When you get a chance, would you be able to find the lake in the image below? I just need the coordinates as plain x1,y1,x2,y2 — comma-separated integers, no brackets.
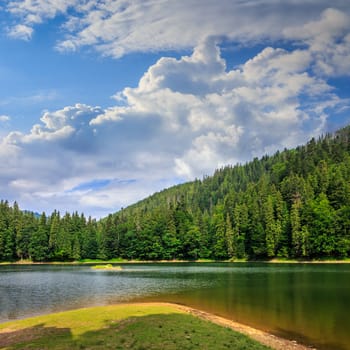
0,262,349,350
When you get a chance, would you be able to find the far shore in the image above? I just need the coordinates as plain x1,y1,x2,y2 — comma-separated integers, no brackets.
1,258,350,265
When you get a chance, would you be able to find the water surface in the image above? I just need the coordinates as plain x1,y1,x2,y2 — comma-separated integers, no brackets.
0,263,349,350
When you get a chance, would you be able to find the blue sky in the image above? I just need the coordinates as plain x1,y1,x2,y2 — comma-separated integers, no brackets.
1,1,350,218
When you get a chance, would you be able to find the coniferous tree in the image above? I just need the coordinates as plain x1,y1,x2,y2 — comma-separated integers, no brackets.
212,205,227,259
48,211,60,260
72,234,81,260
291,197,302,257
264,196,276,258
225,214,234,258
56,213,73,260
99,214,117,259
19,212,37,260
81,217,98,259
162,207,180,259
29,212,49,261
306,194,336,257
233,203,248,259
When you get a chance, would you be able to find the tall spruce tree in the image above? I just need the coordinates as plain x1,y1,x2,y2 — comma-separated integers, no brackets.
29,212,49,261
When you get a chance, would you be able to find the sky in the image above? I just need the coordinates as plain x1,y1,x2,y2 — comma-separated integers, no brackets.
1,1,350,218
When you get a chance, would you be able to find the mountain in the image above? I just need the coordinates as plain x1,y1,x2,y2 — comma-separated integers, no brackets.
22,210,41,219
107,125,350,260
0,125,350,262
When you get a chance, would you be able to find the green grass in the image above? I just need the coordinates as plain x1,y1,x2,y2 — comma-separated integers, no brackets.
91,264,122,270
0,304,272,350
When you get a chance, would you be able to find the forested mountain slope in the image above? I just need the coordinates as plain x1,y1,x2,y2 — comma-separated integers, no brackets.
1,126,350,262
109,125,350,260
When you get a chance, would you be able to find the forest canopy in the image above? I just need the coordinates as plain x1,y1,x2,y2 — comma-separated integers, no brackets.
1,125,350,262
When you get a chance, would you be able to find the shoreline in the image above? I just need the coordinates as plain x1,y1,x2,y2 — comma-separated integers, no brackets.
167,302,316,350
1,258,350,265
165,302,316,350
0,302,316,350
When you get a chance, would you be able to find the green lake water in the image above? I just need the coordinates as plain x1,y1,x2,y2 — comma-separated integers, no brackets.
0,263,349,350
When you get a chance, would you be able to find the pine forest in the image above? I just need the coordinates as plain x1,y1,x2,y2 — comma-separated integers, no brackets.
1,125,350,262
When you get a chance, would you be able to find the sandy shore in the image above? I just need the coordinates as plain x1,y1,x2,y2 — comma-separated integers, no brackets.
147,302,317,350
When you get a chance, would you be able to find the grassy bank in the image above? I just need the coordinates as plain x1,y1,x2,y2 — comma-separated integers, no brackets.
0,303,273,350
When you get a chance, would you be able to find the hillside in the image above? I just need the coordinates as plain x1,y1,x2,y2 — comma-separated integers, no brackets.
108,125,350,260
0,126,350,262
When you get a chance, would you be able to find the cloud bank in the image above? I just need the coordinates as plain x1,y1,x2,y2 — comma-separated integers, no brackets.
2,3,350,216
6,1,350,60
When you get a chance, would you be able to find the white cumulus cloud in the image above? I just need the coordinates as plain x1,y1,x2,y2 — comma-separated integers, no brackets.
6,24,33,40
284,8,350,76
2,4,350,216
0,35,347,216
0,115,10,122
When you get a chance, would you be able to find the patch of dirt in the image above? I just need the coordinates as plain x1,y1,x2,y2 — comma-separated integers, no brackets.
0,325,69,347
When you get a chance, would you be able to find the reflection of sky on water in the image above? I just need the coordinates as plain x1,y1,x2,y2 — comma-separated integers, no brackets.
1,263,350,324
0,264,216,322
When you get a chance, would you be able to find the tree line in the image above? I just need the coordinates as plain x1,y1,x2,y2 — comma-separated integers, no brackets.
1,125,350,262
